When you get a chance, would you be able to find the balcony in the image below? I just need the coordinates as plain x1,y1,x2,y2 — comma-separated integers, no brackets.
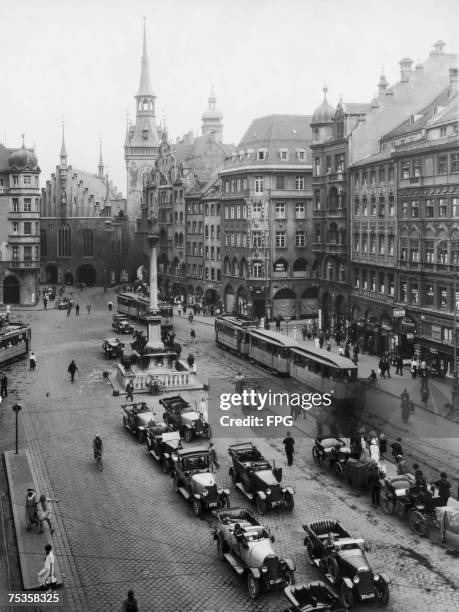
326,208,347,218
324,243,348,255
9,260,40,270
272,271,288,278
325,171,345,183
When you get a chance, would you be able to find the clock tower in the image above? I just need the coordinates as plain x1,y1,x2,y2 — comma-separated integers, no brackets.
124,18,160,270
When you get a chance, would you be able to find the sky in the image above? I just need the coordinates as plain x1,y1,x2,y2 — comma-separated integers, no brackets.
1,0,458,195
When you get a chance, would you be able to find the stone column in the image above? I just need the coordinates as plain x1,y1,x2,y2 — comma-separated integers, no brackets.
146,234,163,351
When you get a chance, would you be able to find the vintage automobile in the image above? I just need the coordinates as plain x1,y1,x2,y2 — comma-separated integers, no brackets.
303,519,390,608
283,582,347,612
146,428,182,474
102,337,124,359
57,296,70,310
228,442,295,514
213,506,296,599
312,437,352,475
171,447,230,516
113,318,134,334
161,395,212,442
380,474,441,536
122,401,165,443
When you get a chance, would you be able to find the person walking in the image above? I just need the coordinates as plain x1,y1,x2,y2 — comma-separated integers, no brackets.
275,316,281,332
38,544,56,590
379,433,387,459
29,351,37,371
384,356,391,378
68,360,78,382
25,487,39,531
378,357,386,378
208,443,219,473
43,297,48,310
282,431,295,466
368,464,381,506
199,397,208,421
434,472,451,507
410,358,418,378
391,438,403,461
190,328,197,343
122,590,139,612
301,325,307,341
125,381,134,402
75,303,80,316
395,355,404,376
177,304,182,316
86,304,91,315
1,373,7,398
66,303,71,317
37,494,58,534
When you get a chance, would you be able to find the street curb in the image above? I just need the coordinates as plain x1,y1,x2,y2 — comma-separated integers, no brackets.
4,450,63,590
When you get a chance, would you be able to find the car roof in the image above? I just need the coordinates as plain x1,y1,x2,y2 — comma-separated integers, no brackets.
176,447,209,457
104,337,120,342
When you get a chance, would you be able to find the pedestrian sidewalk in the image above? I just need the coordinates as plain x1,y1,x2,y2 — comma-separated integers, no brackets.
4,450,63,590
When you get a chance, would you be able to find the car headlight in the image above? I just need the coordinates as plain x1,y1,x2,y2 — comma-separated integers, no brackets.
201,488,209,496
261,565,268,573
266,488,271,495
353,575,360,584
218,488,223,494
374,573,380,581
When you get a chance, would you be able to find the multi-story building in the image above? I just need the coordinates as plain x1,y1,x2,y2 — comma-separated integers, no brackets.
0,138,41,305
349,66,458,374
220,114,314,319
310,88,371,333
40,134,127,287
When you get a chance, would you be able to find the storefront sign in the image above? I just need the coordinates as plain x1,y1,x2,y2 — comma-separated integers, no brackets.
393,308,406,318
431,325,442,341
406,333,415,341
355,289,394,304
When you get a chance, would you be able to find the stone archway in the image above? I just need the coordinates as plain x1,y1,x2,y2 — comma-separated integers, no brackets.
273,287,296,318
3,275,20,304
77,264,96,286
299,286,318,317
45,264,58,284
64,271,74,286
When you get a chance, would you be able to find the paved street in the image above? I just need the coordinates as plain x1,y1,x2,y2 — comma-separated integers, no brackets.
1,288,459,611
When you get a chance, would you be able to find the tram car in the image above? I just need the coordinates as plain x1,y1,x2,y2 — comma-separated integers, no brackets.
247,329,297,376
0,321,31,366
117,292,173,334
215,315,257,356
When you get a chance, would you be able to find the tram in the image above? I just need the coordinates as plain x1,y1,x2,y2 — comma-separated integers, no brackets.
247,329,297,375
214,315,257,356
0,321,31,366
117,292,173,333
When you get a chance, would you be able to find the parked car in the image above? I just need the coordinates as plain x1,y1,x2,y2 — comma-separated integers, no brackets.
161,395,212,442
112,314,131,329
102,337,124,359
114,319,134,334
283,582,347,612
122,401,165,443
213,506,296,599
302,519,390,608
146,428,182,474
312,437,352,475
228,442,295,514
172,447,230,516
57,297,70,310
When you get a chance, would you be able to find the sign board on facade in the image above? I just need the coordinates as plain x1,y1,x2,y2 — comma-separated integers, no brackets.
431,325,442,341
393,308,406,318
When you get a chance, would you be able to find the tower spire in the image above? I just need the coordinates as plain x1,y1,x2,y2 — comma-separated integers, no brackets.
60,117,67,168
98,134,104,178
136,17,154,97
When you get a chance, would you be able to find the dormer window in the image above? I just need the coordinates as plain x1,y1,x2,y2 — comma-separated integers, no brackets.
142,129,149,139
296,148,306,161
247,149,254,160
257,149,268,161
279,149,288,161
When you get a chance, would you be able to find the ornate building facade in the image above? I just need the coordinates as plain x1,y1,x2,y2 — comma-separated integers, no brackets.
0,139,41,305
40,134,127,287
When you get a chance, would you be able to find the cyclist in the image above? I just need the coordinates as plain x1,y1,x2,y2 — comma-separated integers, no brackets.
368,369,377,385
93,435,103,461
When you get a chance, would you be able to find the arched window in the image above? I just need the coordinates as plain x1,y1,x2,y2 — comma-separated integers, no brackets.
327,261,334,280
40,230,47,257
143,99,148,111
83,229,93,257
57,224,71,257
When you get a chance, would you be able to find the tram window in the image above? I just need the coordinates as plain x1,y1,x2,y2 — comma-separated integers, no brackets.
280,348,289,358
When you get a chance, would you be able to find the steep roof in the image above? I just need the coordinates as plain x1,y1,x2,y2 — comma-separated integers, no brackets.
72,168,122,201
0,144,14,172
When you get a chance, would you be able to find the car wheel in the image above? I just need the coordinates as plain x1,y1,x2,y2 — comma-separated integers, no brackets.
379,583,390,606
305,540,315,565
340,582,354,608
326,556,339,582
184,429,193,443
205,425,212,439
162,457,169,474
334,462,343,476
247,573,260,600
192,498,202,517
123,416,128,429
173,476,180,493
312,446,323,466
380,492,395,515
136,430,145,444
284,492,294,512
408,510,429,537
229,468,238,484
255,496,266,515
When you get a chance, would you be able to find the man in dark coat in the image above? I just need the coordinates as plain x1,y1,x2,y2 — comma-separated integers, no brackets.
434,472,451,507
395,355,404,376
0,373,7,398
282,431,295,466
68,360,78,382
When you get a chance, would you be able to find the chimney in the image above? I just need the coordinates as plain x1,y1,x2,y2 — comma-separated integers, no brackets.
449,67,458,95
378,73,388,94
431,40,446,55
399,57,414,82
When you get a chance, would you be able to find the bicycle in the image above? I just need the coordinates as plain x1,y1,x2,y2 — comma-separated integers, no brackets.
94,450,103,472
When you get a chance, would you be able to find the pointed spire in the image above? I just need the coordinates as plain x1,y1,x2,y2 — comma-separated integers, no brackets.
60,118,67,168
209,84,216,110
136,17,154,97
98,134,104,178
21,133,25,148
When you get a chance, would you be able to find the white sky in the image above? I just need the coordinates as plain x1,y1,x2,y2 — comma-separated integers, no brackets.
1,0,458,195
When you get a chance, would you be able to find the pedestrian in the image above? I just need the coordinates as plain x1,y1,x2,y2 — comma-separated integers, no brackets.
37,494,58,534
125,381,134,402
368,464,381,506
122,590,139,612
75,303,80,316
275,316,281,332
199,397,208,421
326,342,331,351
43,297,48,310
395,355,404,376
29,351,37,371
38,544,56,591
177,304,182,316
391,438,403,461
319,335,324,349
1,373,7,398
338,345,344,357
434,472,451,507
378,433,387,458
6,304,11,321
86,304,91,315
378,357,385,378
108,300,113,311
384,356,391,378
208,443,219,472
25,487,39,531
301,325,307,341
188,312,194,323
369,437,380,463
282,431,295,466
396,455,408,475
66,304,71,317
190,328,197,343
410,358,418,378
68,360,78,382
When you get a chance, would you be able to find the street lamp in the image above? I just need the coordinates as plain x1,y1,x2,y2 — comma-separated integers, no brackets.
12,403,22,454
452,232,459,409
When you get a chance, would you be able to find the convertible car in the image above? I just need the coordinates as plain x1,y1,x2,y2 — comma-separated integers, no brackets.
161,395,211,442
283,582,347,612
122,402,165,443
146,428,181,474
